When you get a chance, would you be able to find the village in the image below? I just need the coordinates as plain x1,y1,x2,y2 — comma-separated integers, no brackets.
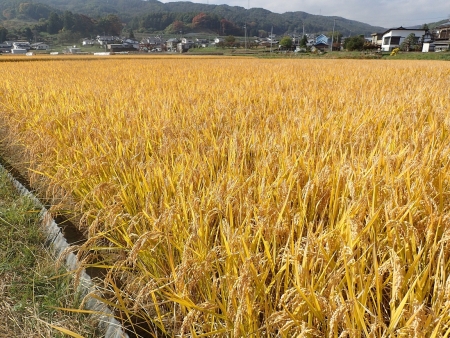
0,20,449,55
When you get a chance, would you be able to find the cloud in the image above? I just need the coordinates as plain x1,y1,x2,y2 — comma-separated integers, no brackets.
162,0,450,28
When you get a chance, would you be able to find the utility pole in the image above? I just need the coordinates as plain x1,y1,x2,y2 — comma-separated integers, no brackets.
270,26,273,53
244,23,247,50
330,19,336,52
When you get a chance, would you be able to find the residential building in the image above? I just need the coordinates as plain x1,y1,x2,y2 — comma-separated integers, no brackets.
434,21,450,51
82,39,96,46
381,27,426,52
371,33,383,47
97,36,118,46
165,38,180,52
30,42,49,50
313,34,329,51
13,41,31,50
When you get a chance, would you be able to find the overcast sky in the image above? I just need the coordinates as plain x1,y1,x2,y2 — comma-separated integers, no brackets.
161,0,450,28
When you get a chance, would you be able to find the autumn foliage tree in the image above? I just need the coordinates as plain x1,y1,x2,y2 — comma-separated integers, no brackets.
220,19,242,36
192,12,219,31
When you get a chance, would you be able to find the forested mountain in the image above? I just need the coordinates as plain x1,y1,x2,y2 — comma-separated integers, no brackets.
1,0,387,38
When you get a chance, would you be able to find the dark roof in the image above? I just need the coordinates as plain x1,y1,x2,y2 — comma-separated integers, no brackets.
381,26,425,35
436,21,450,29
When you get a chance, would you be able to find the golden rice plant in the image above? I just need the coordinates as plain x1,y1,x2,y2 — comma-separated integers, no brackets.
1,56,450,337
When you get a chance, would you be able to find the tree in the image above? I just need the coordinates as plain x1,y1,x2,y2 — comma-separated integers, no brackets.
400,33,419,52
328,31,343,43
47,12,62,35
220,19,241,36
192,12,219,31
63,11,75,31
258,30,268,38
23,27,33,41
0,26,8,42
129,29,135,39
279,36,292,50
97,14,123,36
300,35,308,47
224,35,235,47
343,35,365,51
57,30,82,45
164,21,182,34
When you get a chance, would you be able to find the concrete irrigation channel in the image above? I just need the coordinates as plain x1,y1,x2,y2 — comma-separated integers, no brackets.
0,159,130,338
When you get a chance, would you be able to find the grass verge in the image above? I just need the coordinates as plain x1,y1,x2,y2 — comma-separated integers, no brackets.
0,167,101,338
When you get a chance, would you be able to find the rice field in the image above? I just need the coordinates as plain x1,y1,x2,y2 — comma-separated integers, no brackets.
1,56,450,337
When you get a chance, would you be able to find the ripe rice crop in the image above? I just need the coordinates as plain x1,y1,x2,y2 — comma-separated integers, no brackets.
1,56,450,337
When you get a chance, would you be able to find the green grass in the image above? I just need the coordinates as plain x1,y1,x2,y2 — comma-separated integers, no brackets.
382,50,450,60
0,168,101,338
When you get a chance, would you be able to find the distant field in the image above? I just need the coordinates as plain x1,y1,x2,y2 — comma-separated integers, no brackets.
1,57,450,337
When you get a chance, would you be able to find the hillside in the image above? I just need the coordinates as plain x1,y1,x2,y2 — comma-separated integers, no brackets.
0,0,387,37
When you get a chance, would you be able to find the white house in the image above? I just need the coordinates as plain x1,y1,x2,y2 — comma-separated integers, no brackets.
13,41,31,50
97,36,117,46
30,42,49,50
165,38,180,51
82,39,96,46
381,27,426,52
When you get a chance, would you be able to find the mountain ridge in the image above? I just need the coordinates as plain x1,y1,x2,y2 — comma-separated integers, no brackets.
0,0,388,36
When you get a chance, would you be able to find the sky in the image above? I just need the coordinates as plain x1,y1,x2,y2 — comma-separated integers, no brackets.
160,0,450,28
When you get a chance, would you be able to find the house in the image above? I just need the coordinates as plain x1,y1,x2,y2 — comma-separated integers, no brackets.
312,43,328,52
165,38,180,52
214,37,224,44
82,39,96,46
0,42,12,53
371,33,383,47
195,38,209,47
433,21,450,51
68,46,81,54
97,36,118,46
177,38,195,53
30,42,49,50
177,42,189,53
140,37,164,52
123,38,140,50
380,27,426,52
315,34,329,45
13,41,31,50
313,34,329,51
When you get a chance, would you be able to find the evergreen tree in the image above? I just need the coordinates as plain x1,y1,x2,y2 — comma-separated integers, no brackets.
47,12,62,34
300,34,308,47
0,26,8,42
